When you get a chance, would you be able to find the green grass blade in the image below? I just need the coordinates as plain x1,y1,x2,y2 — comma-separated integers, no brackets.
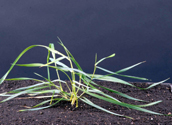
85,92,163,115
144,78,170,90
0,92,11,97
80,97,133,119
33,73,61,89
40,57,66,68
90,74,169,90
74,83,121,102
73,80,90,90
32,99,51,108
4,77,38,81
36,45,68,60
49,43,55,58
90,74,135,87
88,89,121,102
29,89,60,95
1,86,48,103
7,79,62,93
0,45,38,84
6,83,46,93
49,58,69,68
84,82,160,106
82,77,147,102
15,63,44,67
115,61,146,74
47,44,51,81
97,85,146,102
138,100,162,107
0,44,69,85
19,98,64,111
58,67,90,78
40,65,73,84
96,66,148,80
116,74,149,80
58,37,83,71
95,53,115,66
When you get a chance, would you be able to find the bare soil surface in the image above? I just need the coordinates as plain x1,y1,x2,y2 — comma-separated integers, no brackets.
0,80,172,125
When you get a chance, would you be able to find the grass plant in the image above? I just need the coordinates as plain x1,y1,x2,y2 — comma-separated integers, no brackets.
0,38,171,119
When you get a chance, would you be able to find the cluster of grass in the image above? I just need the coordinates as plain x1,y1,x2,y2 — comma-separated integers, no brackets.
0,38,171,119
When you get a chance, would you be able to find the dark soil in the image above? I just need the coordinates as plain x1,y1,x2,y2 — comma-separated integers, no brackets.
0,80,172,125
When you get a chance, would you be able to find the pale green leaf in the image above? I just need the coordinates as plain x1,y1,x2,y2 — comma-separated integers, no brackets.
95,53,115,66
96,66,148,80
115,61,146,74
80,97,133,119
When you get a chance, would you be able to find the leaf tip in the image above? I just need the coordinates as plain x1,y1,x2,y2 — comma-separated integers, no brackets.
18,110,24,112
109,53,115,58
142,61,146,63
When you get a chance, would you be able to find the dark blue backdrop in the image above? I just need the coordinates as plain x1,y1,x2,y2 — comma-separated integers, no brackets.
0,0,172,83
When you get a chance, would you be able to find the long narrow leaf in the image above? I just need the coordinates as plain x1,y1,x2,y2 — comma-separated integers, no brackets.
144,78,170,90
49,58,69,68
58,37,83,71
47,43,51,81
7,79,62,93
95,53,115,66
15,63,44,67
80,97,133,119
82,77,147,102
97,66,148,80
28,89,60,95
90,74,135,87
0,45,38,84
58,67,90,78
115,61,146,74
0,44,69,85
19,98,64,111
97,85,146,102
40,57,66,68
74,83,121,102
1,86,48,102
33,99,51,108
4,77,39,81
85,92,163,115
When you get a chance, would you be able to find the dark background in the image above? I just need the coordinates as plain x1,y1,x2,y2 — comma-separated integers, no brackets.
0,0,172,83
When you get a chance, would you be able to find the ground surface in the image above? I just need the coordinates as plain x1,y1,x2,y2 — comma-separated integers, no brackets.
0,80,172,125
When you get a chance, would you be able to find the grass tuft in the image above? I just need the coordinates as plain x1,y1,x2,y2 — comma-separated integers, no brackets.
0,38,171,119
